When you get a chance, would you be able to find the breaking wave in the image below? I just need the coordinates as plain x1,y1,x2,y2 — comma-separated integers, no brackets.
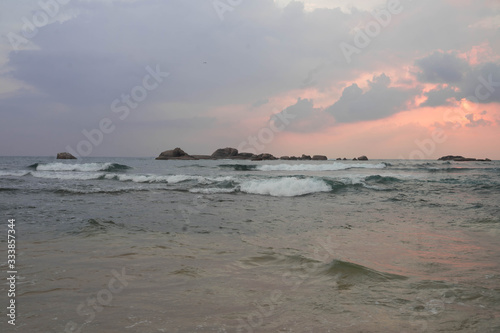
239,177,331,196
28,162,131,172
220,162,388,172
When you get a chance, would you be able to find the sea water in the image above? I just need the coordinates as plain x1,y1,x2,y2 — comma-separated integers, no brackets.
0,156,499,332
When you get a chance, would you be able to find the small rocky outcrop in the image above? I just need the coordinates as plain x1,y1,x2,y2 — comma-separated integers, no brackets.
156,147,196,160
438,155,464,161
57,152,77,159
252,153,277,161
438,155,491,162
211,147,239,159
280,156,290,160
234,152,256,160
312,155,327,160
357,155,368,161
301,154,312,160
191,155,213,160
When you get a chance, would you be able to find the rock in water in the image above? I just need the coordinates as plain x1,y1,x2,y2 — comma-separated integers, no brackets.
252,153,276,160
156,147,196,160
438,155,464,161
57,152,77,159
357,155,368,161
211,147,239,159
312,155,328,160
437,155,491,162
234,152,256,159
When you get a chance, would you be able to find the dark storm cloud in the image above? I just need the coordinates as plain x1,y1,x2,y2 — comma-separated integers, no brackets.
415,51,469,84
325,74,415,123
271,97,333,133
459,62,500,104
415,51,500,106
419,86,457,107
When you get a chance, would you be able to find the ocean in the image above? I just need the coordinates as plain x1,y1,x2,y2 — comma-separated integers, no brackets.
1,156,499,332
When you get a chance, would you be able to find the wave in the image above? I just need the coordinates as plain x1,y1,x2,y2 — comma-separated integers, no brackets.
28,162,131,172
31,171,106,180
27,171,234,185
257,162,387,172
218,162,387,172
219,164,258,171
364,175,402,184
238,253,407,289
239,252,321,268
104,174,234,184
0,187,18,192
52,187,150,195
189,188,237,194
239,177,331,196
72,218,147,237
425,167,475,173
0,170,30,177
5,167,404,196
319,259,408,289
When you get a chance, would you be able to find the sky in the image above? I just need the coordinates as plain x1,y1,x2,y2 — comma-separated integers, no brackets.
0,0,499,159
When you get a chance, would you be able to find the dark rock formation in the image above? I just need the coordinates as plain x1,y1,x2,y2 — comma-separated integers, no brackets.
357,155,368,161
336,158,341,160
438,155,464,161
155,147,349,162
312,155,328,160
211,147,239,159
234,152,256,160
438,155,491,162
353,158,358,161
57,152,77,159
252,153,277,161
191,155,213,160
156,147,196,160
343,158,347,160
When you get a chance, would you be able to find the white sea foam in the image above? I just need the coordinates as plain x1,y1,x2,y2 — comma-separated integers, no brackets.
35,162,115,172
189,188,236,194
256,162,387,172
0,170,30,177
31,171,105,180
239,177,331,196
105,174,234,184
